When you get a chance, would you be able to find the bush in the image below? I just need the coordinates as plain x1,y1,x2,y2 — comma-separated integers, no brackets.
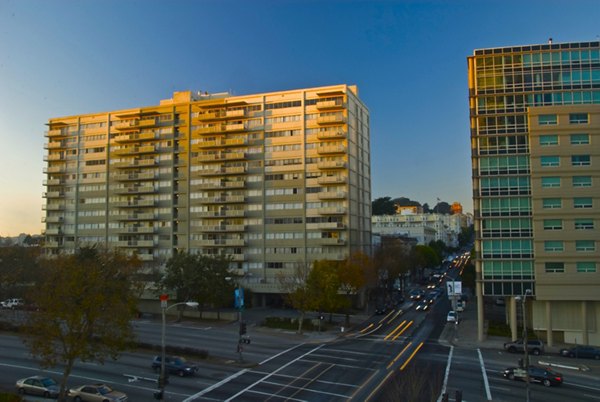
263,316,327,331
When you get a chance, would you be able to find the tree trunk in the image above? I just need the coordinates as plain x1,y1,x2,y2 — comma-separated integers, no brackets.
58,358,75,402
297,310,304,334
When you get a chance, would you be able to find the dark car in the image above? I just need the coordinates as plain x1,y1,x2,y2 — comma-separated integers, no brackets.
502,366,563,387
503,339,544,355
415,301,429,311
151,356,198,377
409,289,425,301
15,375,59,398
560,345,600,360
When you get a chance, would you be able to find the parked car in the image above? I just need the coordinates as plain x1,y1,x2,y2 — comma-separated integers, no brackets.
559,345,600,360
151,355,198,377
502,365,563,387
1,298,24,309
447,311,458,323
15,375,59,398
68,383,127,402
503,339,544,355
456,300,466,312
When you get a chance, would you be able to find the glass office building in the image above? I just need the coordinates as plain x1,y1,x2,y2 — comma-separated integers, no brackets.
468,41,600,345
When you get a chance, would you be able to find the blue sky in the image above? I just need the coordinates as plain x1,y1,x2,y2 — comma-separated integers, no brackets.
1,0,599,236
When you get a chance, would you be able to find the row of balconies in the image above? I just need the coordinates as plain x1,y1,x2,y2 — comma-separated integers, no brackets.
193,224,246,232
112,145,157,156
113,185,156,195
114,212,156,221
191,180,246,190
317,160,346,170
43,191,64,198
192,138,247,149
194,166,247,176
196,239,246,247
112,159,157,169
192,151,247,163
113,118,158,131
194,109,246,121
113,172,157,181
196,195,246,204
195,122,248,135
114,132,160,143
190,209,245,218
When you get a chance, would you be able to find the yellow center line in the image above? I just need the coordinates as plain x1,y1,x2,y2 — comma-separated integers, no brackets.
400,341,425,371
386,309,403,324
359,323,374,333
392,320,413,341
384,320,407,341
378,309,395,325
386,341,412,370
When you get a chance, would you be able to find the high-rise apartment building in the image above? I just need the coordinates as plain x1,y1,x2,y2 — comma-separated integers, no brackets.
469,41,600,345
43,85,371,302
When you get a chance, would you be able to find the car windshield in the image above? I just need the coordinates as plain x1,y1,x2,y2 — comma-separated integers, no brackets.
98,385,113,395
41,378,57,387
174,357,187,363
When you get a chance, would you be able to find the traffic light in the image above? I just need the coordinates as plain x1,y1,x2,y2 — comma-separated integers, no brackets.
239,322,247,335
441,393,449,402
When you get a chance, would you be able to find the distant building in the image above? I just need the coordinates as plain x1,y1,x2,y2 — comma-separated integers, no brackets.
450,202,463,215
469,41,600,346
371,212,467,247
395,205,422,215
42,84,371,304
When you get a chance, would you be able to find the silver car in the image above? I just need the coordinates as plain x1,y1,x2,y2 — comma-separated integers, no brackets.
15,375,60,398
68,384,127,402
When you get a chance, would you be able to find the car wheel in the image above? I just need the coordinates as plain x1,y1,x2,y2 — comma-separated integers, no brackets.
508,346,516,353
74,397,82,402
43,391,50,398
543,379,551,387
532,348,540,356
17,388,25,395
569,353,575,358
594,354,600,360
508,373,515,380
178,370,185,377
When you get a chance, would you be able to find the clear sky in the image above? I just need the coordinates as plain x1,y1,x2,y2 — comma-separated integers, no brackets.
1,0,599,236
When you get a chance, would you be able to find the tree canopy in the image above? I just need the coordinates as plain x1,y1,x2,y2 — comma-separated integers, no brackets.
23,247,142,401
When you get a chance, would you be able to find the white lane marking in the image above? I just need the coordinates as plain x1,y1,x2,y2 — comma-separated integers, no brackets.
478,348,493,401
259,343,305,365
302,358,377,370
260,379,352,399
437,345,453,402
224,344,325,402
250,370,359,388
182,369,249,401
584,394,600,400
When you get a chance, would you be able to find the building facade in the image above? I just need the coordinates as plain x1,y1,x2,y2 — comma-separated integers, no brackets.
43,85,371,300
468,41,600,345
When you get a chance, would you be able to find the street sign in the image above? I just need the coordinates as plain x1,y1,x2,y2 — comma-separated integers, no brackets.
160,294,168,309
234,287,244,309
447,281,462,296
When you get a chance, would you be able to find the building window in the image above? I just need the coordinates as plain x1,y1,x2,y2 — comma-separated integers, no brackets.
544,241,564,252
575,240,595,251
538,114,558,125
541,156,560,167
545,262,564,273
542,198,562,209
570,134,590,145
539,135,558,146
576,262,596,273
574,197,593,209
569,113,589,124
543,219,562,230
541,177,561,188
571,155,591,166
574,219,594,230
573,176,592,187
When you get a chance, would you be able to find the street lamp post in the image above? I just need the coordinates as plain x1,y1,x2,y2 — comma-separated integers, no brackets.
516,289,532,402
156,297,199,400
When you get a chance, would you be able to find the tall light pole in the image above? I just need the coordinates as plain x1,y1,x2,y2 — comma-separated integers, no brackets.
156,296,198,400
516,289,532,402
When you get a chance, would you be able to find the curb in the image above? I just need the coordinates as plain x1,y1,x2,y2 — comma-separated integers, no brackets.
538,360,590,372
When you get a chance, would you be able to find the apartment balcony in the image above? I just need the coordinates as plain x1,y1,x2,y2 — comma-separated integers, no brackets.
197,239,245,247
112,159,156,169
139,118,158,128
195,111,228,121
43,204,65,211
45,141,67,149
317,130,346,140
318,207,347,215
114,132,158,143
306,222,347,230
44,241,61,248
224,123,246,132
43,153,63,162
44,165,66,174
229,253,246,262
113,185,155,195
318,176,347,185
197,195,245,204
117,240,155,247
43,191,63,198
316,114,346,125
117,212,156,221
192,210,245,218
46,128,68,138
42,216,63,223
44,228,62,235
196,224,246,232
113,199,155,208
317,145,347,155
120,226,156,234
318,191,347,200
44,178,63,186
196,125,225,135
313,238,346,246
315,100,344,110
317,160,346,170
193,138,247,149
192,180,246,190
113,171,157,181
112,145,156,156
195,166,247,176
112,120,141,131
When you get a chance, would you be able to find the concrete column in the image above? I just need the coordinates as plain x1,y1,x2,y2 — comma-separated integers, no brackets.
510,296,518,341
476,260,485,342
582,301,589,345
546,301,553,347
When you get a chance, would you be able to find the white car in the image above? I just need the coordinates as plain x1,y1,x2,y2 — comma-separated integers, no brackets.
1,298,24,309
447,311,458,323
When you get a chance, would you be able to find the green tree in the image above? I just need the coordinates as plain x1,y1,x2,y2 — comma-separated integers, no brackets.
338,251,370,325
309,260,346,324
0,245,42,299
277,261,313,334
22,247,142,401
412,245,440,281
372,197,396,215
